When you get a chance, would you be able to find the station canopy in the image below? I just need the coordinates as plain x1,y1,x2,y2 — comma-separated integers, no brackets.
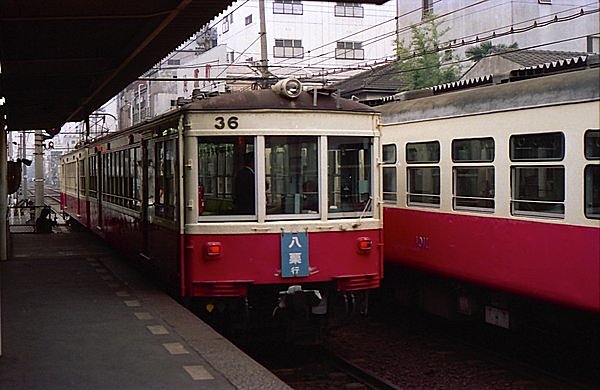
0,0,387,132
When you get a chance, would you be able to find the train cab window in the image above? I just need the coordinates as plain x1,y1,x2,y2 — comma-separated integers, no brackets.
510,133,565,218
265,136,319,218
198,136,255,219
406,141,440,207
584,130,600,219
328,137,373,217
452,138,495,211
382,144,397,203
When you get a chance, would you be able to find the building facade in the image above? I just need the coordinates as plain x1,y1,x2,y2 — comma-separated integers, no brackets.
396,0,599,58
116,0,399,127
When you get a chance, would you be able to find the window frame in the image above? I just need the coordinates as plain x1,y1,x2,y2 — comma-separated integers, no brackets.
382,144,397,204
273,39,304,59
335,41,364,60
406,141,440,207
334,2,364,18
273,0,303,15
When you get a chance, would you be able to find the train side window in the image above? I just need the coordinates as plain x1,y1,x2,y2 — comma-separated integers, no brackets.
585,165,600,219
383,144,396,164
584,129,600,160
452,138,494,211
266,136,319,218
382,144,397,203
198,136,255,220
584,130,600,219
406,141,440,207
406,141,439,163
452,137,494,162
88,155,97,199
78,159,86,197
155,139,177,220
510,132,564,161
510,132,565,218
511,166,564,217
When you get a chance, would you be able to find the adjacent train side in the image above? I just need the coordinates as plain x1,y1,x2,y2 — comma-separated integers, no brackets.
60,83,384,331
379,68,599,328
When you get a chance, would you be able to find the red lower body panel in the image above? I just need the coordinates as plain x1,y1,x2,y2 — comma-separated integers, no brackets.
384,207,600,312
184,229,383,297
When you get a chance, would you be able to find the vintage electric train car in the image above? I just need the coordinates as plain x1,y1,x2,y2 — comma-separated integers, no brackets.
60,80,383,332
377,64,599,329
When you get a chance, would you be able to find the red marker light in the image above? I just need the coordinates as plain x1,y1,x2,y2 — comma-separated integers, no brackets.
205,242,222,258
357,237,372,253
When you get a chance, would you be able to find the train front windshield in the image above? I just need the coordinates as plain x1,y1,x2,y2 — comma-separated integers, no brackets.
197,135,373,221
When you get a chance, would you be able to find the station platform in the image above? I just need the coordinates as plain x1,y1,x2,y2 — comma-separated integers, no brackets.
0,230,291,389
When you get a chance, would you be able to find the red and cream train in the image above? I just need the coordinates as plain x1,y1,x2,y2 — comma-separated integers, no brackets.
377,63,599,328
60,80,383,331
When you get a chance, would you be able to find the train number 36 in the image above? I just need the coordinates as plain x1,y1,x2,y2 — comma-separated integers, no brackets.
214,116,239,129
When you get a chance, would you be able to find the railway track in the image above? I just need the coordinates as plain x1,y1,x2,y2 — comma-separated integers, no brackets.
325,303,599,389
238,341,398,389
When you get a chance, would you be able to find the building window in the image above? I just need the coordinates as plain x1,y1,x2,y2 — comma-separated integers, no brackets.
452,137,495,211
274,0,303,15
222,18,229,34
335,2,364,18
406,141,440,206
335,41,364,60
245,14,252,25
274,39,304,58
510,132,565,218
422,0,433,17
382,144,397,203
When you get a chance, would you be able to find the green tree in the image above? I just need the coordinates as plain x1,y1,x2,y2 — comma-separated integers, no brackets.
395,14,460,90
465,41,519,62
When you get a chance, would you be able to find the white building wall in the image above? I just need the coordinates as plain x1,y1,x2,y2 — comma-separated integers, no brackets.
396,0,599,57
212,0,398,82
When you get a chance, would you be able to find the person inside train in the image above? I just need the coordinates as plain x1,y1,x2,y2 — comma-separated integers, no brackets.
302,180,318,212
233,152,255,214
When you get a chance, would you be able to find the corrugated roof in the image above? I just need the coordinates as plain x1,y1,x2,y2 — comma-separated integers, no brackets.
498,49,588,67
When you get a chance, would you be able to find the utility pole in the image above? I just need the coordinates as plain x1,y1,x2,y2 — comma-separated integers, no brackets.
21,132,27,200
1,127,7,262
0,123,5,357
34,130,44,218
258,0,269,87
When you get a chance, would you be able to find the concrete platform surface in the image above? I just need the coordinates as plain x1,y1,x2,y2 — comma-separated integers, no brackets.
0,231,291,389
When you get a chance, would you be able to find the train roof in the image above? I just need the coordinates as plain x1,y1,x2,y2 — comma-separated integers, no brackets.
378,67,600,124
182,88,377,113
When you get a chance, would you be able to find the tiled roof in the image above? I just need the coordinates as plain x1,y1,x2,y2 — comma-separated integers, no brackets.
333,61,406,96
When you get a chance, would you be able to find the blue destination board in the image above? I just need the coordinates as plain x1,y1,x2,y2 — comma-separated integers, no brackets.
280,232,309,278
